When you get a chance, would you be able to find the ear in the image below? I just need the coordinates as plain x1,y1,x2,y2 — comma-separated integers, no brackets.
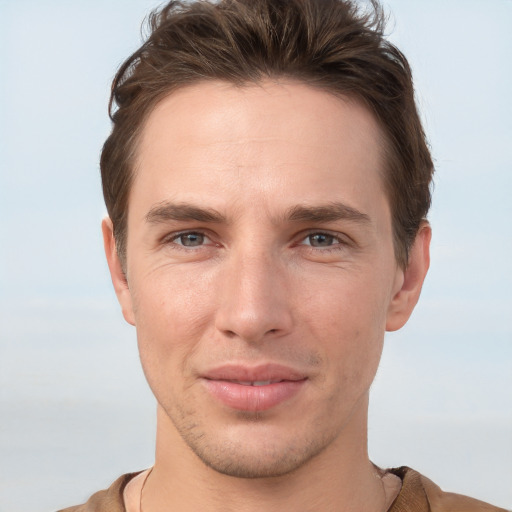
386,221,431,332
102,217,136,326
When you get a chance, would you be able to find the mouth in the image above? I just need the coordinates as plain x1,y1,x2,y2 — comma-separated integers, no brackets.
221,379,286,386
201,364,308,412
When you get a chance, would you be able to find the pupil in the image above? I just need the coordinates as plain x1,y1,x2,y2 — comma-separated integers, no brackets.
311,234,332,247
181,233,203,246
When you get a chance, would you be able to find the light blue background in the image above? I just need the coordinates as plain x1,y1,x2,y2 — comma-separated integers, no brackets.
1,1,511,510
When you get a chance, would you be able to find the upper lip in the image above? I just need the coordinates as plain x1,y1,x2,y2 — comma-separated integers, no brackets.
202,363,307,382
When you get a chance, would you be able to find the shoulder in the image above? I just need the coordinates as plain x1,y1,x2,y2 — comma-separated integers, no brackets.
57,472,142,512
388,467,509,512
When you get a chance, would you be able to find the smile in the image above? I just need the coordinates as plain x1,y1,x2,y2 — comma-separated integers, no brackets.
201,364,308,412
227,380,283,386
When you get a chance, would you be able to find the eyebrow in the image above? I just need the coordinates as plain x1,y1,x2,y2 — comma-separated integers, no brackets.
145,200,371,226
286,202,371,224
145,201,226,224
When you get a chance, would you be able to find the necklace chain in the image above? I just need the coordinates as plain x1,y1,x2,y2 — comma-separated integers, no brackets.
138,468,399,512
139,468,152,512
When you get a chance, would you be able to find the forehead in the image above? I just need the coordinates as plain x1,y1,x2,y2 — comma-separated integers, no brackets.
132,80,388,222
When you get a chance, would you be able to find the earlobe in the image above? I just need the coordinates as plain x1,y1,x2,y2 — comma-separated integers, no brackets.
386,222,431,332
101,217,136,326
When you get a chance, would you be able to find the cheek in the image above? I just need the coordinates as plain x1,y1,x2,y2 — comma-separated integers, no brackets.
130,269,217,383
300,272,388,383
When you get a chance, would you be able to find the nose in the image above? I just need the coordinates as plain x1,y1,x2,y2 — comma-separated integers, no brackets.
214,248,293,344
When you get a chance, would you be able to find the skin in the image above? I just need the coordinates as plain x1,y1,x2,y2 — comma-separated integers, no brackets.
103,80,431,512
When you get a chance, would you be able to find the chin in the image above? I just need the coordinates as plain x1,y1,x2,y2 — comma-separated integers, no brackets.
174,413,334,479
193,442,327,479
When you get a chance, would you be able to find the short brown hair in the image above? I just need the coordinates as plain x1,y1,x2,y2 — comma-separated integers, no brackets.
101,0,433,269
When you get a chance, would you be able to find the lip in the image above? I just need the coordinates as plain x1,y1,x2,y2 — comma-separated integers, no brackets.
201,363,308,412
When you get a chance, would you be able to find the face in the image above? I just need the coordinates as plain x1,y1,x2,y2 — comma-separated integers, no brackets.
105,80,427,478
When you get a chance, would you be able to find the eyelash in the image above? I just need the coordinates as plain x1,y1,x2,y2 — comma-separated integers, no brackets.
299,231,349,252
162,230,349,252
163,231,215,249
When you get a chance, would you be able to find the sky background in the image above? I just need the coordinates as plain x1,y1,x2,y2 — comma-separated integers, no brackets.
0,1,511,510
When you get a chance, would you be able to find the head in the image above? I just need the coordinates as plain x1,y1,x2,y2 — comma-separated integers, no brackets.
101,0,433,480
101,0,433,272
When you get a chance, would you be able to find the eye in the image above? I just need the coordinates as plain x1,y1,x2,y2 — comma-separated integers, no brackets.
302,232,340,248
171,232,210,247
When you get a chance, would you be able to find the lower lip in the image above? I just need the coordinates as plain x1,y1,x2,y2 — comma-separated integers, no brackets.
202,379,306,412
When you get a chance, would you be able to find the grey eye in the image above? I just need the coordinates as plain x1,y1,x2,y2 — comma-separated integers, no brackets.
307,233,336,247
178,233,205,246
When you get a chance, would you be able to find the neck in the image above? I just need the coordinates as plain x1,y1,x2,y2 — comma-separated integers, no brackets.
143,394,387,512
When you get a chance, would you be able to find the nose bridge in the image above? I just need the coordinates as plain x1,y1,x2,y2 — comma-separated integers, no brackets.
215,242,292,342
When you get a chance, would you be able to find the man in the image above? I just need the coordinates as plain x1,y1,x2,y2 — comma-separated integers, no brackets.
59,0,506,510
